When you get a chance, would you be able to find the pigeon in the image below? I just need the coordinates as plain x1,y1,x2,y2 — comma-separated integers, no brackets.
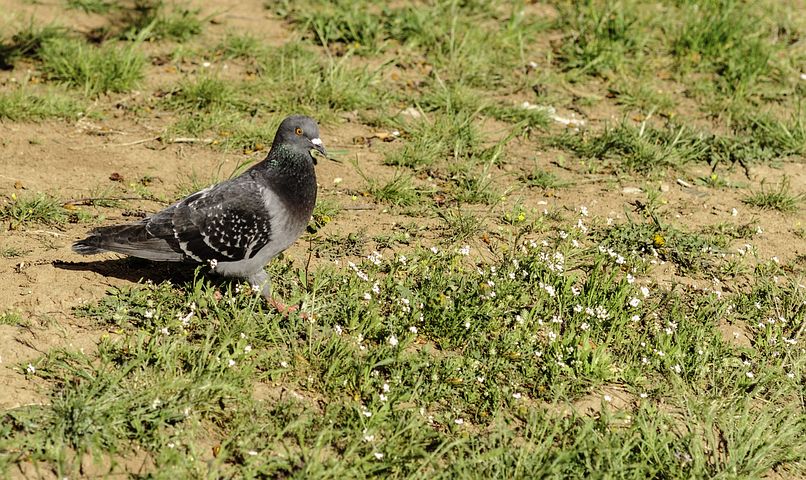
73,115,325,308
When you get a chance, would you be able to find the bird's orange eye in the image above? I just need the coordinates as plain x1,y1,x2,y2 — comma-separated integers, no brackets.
295,127,303,136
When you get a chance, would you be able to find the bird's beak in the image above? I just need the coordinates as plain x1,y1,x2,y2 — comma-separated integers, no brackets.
311,137,327,156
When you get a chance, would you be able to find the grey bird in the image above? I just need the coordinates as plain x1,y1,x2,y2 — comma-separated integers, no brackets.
73,115,325,310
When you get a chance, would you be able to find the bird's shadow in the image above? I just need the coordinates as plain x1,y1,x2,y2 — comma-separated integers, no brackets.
54,257,216,289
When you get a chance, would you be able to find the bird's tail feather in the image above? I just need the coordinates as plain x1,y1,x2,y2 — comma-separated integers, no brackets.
72,223,184,262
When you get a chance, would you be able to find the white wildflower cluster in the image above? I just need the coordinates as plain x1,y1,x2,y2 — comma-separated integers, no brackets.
457,245,471,256
538,282,556,298
348,261,370,282
536,251,565,273
367,250,383,266
598,245,625,265
575,218,588,234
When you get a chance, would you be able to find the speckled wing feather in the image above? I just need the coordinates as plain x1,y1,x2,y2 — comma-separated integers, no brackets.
146,172,274,263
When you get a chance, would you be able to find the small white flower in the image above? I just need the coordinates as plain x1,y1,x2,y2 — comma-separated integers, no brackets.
228,359,236,367
363,292,372,300
476,375,485,383
363,431,375,442
362,409,372,417
430,246,439,254
673,364,681,374
247,450,258,456
244,345,252,353
208,258,218,269
464,321,471,329
334,325,343,335
626,274,635,284
379,393,388,402
388,335,399,347
603,394,612,402
513,392,522,400
160,327,170,335
374,452,384,460
731,208,738,217
144,309,154,319
580,322,590,331
628,297,641,308
579,206,589,217
746,371,755,379
630,314,641,322
398,255,407,265
458,245,471,256
639,393,648,399
454,418,464,425
409,326,418,333
367,251,382,266
640,286,650,298
26,363,35,374
280,361,289,368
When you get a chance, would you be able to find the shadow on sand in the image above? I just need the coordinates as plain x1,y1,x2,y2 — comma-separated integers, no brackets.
53,257,207,287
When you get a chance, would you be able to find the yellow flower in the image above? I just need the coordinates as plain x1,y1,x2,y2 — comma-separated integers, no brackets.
653,233,666,247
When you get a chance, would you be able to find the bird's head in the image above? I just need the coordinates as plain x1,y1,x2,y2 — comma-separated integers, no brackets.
273,115,327,164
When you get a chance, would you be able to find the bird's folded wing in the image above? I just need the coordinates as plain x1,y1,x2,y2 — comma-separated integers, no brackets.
146,177,274,263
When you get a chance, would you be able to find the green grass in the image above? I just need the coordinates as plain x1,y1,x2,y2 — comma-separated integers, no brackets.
0,193,67,229
0,311,27,326
742,177,804,213
0,22,69,68
363,171,422,207
121,1,205,42
3,217,804,476
0,87,84,121
38,38,145,95
65,0,113,14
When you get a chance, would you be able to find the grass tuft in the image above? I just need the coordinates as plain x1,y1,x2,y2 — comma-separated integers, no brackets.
0,193,67,229
742,177,803,213
0,87,84,121
39,38,145,95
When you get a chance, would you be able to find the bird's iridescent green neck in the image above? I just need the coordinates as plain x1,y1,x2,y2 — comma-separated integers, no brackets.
265,143,313,176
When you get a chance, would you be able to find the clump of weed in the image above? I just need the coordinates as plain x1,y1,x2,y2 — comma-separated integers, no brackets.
122,1,204,41
743,177,803,213
553,0,651,77
0,87,84,121
672,0,780,94
66,0,114,14
1,193,67,229
38,38,144,95
163,76,240,111
308,198,340,233
0,23,69,67
520,166,568,190
215,33,266,60
364,172,422,207
550,121,712,173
